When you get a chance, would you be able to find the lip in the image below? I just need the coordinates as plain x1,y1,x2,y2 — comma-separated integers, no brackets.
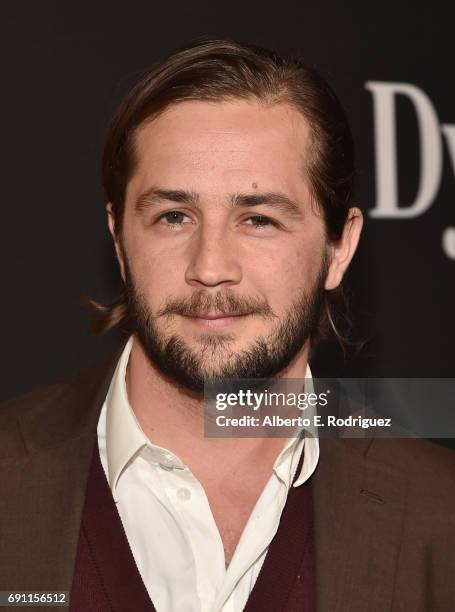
182,313,250,329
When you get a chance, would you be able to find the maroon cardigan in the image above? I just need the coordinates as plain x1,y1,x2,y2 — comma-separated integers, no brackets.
70,440,315,611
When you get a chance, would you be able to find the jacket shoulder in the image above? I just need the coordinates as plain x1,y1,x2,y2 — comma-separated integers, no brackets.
0,379,69,421
366,437,455,515
0,379,72,458
368,437,455,480
0,350,122,459
0,356,111,420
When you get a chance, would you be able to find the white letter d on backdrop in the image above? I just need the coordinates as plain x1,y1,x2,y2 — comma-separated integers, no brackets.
365,81,443,218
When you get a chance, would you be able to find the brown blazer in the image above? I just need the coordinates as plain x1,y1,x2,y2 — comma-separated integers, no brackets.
1,344,454,611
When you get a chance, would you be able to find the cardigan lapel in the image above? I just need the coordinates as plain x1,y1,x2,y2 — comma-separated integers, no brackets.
313,437,407,612
71,438,157,611
0,343,126,593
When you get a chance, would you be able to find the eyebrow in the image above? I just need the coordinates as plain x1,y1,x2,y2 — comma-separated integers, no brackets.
135,187,200,212
229,192,303,218
135,186,304,218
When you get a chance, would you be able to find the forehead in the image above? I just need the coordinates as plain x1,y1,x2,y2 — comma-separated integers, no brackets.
127,99,312,200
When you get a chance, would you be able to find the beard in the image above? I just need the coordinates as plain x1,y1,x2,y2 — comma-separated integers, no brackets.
124,256,328,394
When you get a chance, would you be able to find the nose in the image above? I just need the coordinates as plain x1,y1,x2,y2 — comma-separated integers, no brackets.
184,225,242,288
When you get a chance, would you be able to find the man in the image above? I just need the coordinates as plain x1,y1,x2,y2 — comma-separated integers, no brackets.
0,39,454,612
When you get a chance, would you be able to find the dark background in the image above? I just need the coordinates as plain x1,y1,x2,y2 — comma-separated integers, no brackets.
1,3,454,413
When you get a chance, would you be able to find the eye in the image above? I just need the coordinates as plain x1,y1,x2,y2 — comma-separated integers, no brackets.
156,210,191,227
244,215,279,229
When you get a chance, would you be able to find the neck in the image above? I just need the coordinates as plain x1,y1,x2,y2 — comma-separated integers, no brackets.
125,334,310,471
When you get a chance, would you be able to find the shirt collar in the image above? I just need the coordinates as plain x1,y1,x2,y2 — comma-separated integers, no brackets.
105,336,319,494
105,336,185,497
272,364,320,488
105,336,146,493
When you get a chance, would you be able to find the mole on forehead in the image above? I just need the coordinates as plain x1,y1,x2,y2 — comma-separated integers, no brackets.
252,182,258,189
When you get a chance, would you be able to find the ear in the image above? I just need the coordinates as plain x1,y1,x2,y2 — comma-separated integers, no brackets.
324,207,363,290
106,203,126,283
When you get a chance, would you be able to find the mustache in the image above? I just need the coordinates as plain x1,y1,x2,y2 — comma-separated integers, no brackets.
156,290,276,319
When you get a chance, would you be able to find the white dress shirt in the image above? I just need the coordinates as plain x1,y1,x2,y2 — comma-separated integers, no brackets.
97,336,319,612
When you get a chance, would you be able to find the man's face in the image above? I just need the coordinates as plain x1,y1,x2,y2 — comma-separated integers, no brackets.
111,100,334,392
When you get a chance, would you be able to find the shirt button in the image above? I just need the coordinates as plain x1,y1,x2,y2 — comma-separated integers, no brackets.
159,454,175,470
176,487,191,501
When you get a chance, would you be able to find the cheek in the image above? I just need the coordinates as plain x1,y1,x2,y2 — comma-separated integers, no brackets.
124,238,186,304
246,242,322,302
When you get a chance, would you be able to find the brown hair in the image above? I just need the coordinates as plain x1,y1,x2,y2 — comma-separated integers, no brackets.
91,38,357,346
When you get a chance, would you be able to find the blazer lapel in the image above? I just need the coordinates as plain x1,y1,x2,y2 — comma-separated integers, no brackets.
0,344,125,592
313,437,407,612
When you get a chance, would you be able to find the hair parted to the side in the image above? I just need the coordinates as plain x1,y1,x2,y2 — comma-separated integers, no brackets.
89,38,357,348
